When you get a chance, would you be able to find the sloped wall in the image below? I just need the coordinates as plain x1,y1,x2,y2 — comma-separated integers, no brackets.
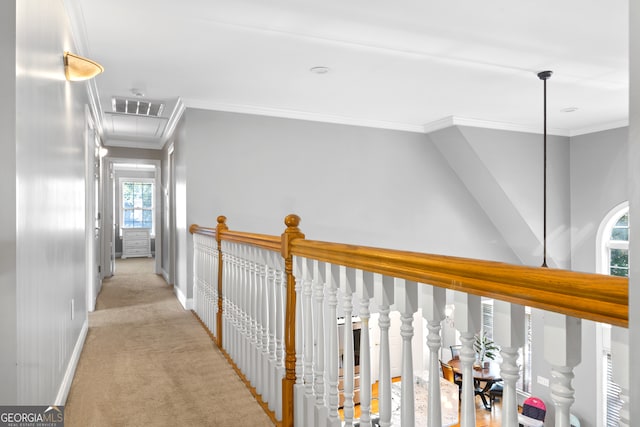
430,126,571,268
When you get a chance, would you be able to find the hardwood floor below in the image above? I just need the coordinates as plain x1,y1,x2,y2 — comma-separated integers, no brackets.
339,378,503,427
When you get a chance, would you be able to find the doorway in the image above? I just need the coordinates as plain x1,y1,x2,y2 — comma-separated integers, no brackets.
104,158,163,276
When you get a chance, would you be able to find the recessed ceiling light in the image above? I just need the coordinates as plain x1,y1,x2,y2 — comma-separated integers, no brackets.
560,107,579,113
310,66,330,74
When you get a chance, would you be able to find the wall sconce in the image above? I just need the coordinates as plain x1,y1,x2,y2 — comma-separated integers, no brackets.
64,51,104,81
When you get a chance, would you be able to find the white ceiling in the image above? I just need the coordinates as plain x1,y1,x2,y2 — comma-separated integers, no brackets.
67,0,629,148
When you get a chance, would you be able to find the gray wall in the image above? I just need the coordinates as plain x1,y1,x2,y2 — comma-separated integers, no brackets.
629,0,640,421
0,0,18,405
176,109,521,301
175,108,630,425
0,0,89,404
570,127,628,274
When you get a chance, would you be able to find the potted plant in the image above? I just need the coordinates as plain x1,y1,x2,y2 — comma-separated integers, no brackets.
474,331,499,368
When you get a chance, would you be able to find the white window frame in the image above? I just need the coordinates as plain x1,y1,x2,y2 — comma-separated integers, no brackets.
119,177,155,237
595,201,628,427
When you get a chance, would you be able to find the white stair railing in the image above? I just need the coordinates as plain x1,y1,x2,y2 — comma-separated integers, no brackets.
190,215,629,427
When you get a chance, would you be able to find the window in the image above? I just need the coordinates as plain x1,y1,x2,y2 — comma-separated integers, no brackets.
121,180,154,233
596,202,628,426
481,299,532,393
599,203,629,277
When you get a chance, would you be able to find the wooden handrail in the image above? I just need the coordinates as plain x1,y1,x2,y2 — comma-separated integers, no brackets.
289,238,628,328
191,217,628,328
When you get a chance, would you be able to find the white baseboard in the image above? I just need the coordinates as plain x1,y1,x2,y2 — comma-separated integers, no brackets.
55,319,88,405
174,285,193,310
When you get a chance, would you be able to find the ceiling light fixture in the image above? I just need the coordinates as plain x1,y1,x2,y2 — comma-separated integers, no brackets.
64,51,104,81
310,66,330,74
537,70,552,268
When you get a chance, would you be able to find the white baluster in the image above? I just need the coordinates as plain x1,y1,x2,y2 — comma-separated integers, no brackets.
252,247,262,396
313,261,327,424
375,274,394,427
213,241,218,336
259,250,270,404
421,285,446,427
293,257,305,427
266,252,277,413
612,326,629,427
301,257,315,425
252,247,260,391
326,263,341,427
341,267,357,426
544,312,581,427
454,291,482,427
396,279,418,427
275,257,286,421
238,245,250,375
493,300,524,427
358,271,374,427
221,244,229,350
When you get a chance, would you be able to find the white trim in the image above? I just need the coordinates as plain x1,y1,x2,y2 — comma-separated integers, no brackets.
595,201,629,275
162,98,186,147
174,285,193,310
118,177,156,236
55,319,88,405
183,98,426,134
423,115,570,136
569,119,629,137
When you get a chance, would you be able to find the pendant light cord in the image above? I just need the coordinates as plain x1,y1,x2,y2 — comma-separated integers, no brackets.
538,71,552,268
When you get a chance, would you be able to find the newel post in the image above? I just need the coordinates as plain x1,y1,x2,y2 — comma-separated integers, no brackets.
215,215,228,348
281,214,305,427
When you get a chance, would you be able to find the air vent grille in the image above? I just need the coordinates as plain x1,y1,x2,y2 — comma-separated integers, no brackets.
112,97,164,117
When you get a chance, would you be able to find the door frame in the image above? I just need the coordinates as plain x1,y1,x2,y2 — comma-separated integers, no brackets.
105,157,163,275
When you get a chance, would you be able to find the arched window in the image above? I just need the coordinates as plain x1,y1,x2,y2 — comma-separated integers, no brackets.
597,202,629,277
595,202,628,426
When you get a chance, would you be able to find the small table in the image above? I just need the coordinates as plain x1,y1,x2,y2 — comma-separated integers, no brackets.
447,359,501,410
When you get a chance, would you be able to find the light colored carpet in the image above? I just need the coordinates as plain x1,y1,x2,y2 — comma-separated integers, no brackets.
65,258,273,426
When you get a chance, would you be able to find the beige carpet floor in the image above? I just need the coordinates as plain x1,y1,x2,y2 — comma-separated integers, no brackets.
65,258,273,426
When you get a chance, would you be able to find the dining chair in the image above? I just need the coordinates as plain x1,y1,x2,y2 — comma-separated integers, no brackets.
518,396,546,427
440,360,462,400
488,381,503,409
450,345,462,360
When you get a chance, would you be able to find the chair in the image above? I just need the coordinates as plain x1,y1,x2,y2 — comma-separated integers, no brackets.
488,381,503,409
440,360,462,399
450,345,462,360
518,396,546,427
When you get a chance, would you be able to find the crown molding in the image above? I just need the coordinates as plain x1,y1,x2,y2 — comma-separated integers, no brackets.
568,119,628,137
183,99,426,133
161,97,186,146
424,116,570,136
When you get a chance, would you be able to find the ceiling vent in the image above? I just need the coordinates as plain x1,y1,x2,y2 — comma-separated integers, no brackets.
112,97,165,117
